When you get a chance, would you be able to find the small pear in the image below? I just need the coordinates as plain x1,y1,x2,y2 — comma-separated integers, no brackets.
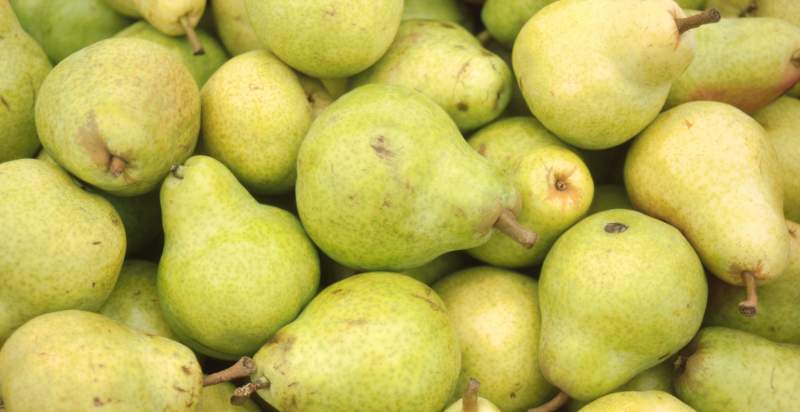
0,310,202,411
198,383,260,412
0,159,125,343
212,0,262,55
201,50,312,195
443,379,502,412
539,209,707,401
588,184,632,214
101,0,207,54
625,101,790,315
403,0,474,30
158,156,319,360
579,391,695,412
481,0,557,48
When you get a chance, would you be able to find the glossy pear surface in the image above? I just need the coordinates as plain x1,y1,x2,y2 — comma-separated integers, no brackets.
212,0,261,55
100,260,174,339
481,0,557,47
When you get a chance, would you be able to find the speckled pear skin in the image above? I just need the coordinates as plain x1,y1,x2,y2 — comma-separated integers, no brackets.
0,0,51,163
539,209,707,401
212,0,262,55
201,51,311,195
0,310,202,412
481,0,557,48
198,382,260,412
588,184,633,214
566,359,676,411
707,0,800,25
402,0,474,30
753,96,800,222
352,19,512,132
245,0,403,78
250,273,461,412
666,18,800,113
0,159,125,344
675,327,800,411
434,267,556,412
102,0,206,36
296,74,333,120
579,391,695,412
296,84,520,271
35,37,200,196
444,397,502,412
513,0,696,150
116,21,228,86
9,0,131,63
705,221,800,344
625,101,790,286
467,117,594,268
158,156,319,360
100,260,174,339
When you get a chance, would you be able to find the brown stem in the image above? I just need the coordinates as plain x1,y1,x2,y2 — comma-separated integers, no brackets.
202,357,256,386
528,391,569,412
231,377,269,405
675,9,721,34
179,16,205,56
495,209,537,249
170,164,184,179
108,155,126,177
462,378,480,412
738,271,758,317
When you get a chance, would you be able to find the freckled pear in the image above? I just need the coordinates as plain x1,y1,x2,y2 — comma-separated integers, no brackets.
296,84,536,271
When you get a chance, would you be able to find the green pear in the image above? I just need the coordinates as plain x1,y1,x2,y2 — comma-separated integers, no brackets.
99,260,174,339
158,156,319,360
352,20,512,131
0,310,202,411
467,117,594,268
297,74,334,120
101,0,207,54
35,37,200,196
481,0,557,48
704,0,752,15
667,17,800,113
676,0,707,8
245,0,403,78
0,0,51,163
322,251,471,286
588,184,633,214
753,96,800,222
625,101,789,315
433,266,556,412
296,84,535,271
201,50,312,195
9,0,131,63
212,0,262,55
403,0,474,30
116,21,228,87
198,383,260,412
579,391,695,412
443,379,502,412
706,0,800,25
539,209,707,401
566,360,676,411
675,327,800,411
0,159,125,344
513,0,719,150
484,40,531,117
705,221,800,344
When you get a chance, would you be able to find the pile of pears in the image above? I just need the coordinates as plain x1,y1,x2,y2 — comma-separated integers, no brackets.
3,0,800,411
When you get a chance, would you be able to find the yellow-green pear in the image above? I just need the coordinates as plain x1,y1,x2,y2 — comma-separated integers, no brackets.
481,0,557,48
297,74,334,120
484,40,531,117
198,383,260,412
0,159,125,344
579,391,695,412
212,0,262,55
201,50,312,195
704,0,752,15
433,267,557,412
158,156,319,360
513,0,720,149
323,251,471,286
706,0,799,25
403,0,474,30
35,37,200,197
566,360,676,411
676,0,707,8
588,184,633,214
101,0,207,54
0,310,202,411
539,209,707,401
443,379,502,412
625,101,790,316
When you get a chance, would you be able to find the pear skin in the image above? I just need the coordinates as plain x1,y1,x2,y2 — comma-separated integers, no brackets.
566,360,676,411
579,391,695,412
403,0,474,30
481,0,557,48
212,0,262,55
102,0,206,49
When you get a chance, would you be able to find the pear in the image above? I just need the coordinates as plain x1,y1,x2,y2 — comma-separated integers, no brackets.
116,21,228,87
0,159,125,344
704,0,753,15
753,96,800,222
443,379,502,412
466,117,594,268
9,0,131,63
433,266,557,412
675,327,800,411
676,0,707,8
101,0,207,54
625,101,790,315
706,0,800,25
0,0,51,163
198,382,260,412
201,50,312,195
0,310,202,411
539,209,707,401
667,17,800,113
483,40,531,117
705,221,800,344
99,260,174,339
245,0,403,78
323,251,471,285
212,0,262,55
579,391,695,412
297,74,334,120
403,0,474,30
481,0,557,48
352,20,512,132
158,156,319,360
566,360,676,411
513,0,720,150
296,84,535,271
588,184,633,214
35,37,200,196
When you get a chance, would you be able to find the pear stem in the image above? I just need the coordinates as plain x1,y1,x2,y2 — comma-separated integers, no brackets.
528,391,569,412
738,271,759,317
675,9,721,34
231,377,269,405
108,155,126,177
495,209,538,249
202,357,256,386
463,378,480,412
179,16,205,56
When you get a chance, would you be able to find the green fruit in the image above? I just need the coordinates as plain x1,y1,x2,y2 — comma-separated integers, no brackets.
102,0,205,36
443,379,502,412
198,383,260,412
212,0,262,55
296,74,334,120
322,251,471,285
579,391,695,412
588,184,632,214
566,360,676,411
676,0,707,8
481,0,557,47
403,0,473,30
706,0,800,25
